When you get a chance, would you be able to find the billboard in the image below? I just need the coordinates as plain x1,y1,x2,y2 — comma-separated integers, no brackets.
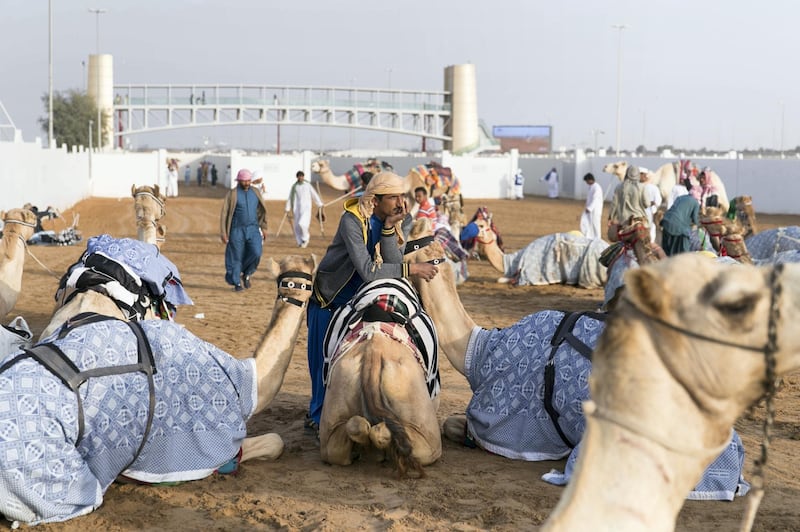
492,125,552,154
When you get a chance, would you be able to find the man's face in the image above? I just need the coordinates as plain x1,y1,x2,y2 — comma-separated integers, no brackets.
414,190,427,205
373,194,406,219
698,175,707,187
297,174,305,182
239,180,251,190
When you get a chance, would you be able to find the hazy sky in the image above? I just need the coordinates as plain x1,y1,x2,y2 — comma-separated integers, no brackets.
2,0,796,152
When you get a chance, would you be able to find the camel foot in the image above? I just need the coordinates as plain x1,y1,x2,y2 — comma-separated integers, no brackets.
346,416,372,445
369,422,392,450
443,415,468,444
241,433,284,462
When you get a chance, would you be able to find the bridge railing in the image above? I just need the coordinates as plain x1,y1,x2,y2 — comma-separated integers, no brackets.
113,84,451,112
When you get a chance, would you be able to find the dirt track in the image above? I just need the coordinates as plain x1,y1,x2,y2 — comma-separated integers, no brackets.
9,183,800,531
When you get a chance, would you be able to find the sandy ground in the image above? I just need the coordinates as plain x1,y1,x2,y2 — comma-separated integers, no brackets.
7,183,800,531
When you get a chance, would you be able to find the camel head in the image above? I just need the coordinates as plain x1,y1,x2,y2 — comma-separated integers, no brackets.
611,254,800,426
263,254,317,304
1,208,38,243
132,184,167,228
602,160,629,181
311,160,329,174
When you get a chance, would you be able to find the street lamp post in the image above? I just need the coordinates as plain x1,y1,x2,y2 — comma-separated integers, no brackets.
273,94,281,154
386,68,392,149
48,0,54,148
89,8,107,148
612,24,628,156
591,129,605,152
780,100,786,157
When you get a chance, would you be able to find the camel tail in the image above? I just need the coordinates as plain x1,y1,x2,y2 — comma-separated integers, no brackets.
361,342,424,479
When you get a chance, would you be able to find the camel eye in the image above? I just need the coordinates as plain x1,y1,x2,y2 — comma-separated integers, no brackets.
713,294,758,317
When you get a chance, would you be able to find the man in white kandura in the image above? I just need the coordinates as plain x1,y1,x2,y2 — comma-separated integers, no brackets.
580,172,603,239
540,167,559,198
286,170,324,248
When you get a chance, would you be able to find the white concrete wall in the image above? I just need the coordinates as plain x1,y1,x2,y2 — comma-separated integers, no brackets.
2,138,800,215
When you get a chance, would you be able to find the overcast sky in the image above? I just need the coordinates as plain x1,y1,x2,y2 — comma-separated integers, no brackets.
1,0,795,152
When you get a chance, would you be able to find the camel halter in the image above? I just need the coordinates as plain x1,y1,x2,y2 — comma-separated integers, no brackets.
619,263,783,532
3,217,60,277
134,191,166,222
276,270,312,307
402,234,447,265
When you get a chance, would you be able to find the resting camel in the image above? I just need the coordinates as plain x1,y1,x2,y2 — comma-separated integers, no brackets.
474,215,609,289
0,208,37,317
405,220,745,499
603,216,666,309
132,184,166,246
542,254,800,531
602,160,730,212
320,278,441,477
0,254,316,525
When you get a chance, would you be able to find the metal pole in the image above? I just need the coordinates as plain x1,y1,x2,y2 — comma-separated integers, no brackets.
612,24,627,156
89,8,107,148
780,100,785,157
48,0,54,148
88,120,93,182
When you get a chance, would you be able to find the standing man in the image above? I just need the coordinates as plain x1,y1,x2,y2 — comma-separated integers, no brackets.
184,165,191,186
579,173,603,240
691,168,719,213
414,187,437,220
639,167,662,242
211,164,218,187
540,167,559,198
513,168,525,200
285,170,323,248
165,159,179,198
304,172,440,432
608,165,650,241
660,193,700,256
220,169,269,291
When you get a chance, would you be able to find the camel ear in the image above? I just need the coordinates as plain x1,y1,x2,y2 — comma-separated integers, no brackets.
131,184,137,197
263,257,281,279
153,184,160,197
306,254,318,274
624,266,667,316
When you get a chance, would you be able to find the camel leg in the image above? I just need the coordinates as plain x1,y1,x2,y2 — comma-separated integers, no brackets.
320,355,364,465
241,433,284,462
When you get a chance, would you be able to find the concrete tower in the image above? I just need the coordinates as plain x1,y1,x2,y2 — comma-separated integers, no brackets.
443,64,479,154
87,54,114,149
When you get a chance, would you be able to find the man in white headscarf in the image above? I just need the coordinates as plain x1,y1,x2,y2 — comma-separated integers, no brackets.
639,167,662,242
303,172,440,431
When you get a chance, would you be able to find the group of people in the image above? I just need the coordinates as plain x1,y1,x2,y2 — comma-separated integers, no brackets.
604,163,721,257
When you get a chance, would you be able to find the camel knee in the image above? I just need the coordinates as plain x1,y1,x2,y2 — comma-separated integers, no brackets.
369,422,392,450
241,433,284,462
346,416,372,445
443,415,468,444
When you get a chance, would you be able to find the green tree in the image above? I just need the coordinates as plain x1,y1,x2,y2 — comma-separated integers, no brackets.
39,90,109,149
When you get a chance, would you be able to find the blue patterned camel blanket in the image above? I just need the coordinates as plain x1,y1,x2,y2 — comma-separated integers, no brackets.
502,233,609,288
746,226,800,263
0,319,256,525
464,310,748,500
323,278,440,399
57,235,192,319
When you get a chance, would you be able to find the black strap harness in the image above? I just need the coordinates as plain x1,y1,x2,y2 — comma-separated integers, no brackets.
544,310,607,449
0,313,158,471
277,270,313,307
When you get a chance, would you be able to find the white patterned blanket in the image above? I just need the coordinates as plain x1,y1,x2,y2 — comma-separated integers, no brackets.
0,319,256,525
464,310,748,500
501,233,609,288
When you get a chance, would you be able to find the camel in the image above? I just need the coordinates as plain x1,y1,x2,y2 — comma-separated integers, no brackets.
733,195,758,237
474,215,608,289
0,208,37,317
310,159,384,193
602,160,730,212
132,184,166,246
542,253,800,531
320,278,441,477
603,216,666,309
0,253,316,525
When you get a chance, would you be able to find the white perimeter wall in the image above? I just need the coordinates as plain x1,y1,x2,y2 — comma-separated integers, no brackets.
2,138,799,215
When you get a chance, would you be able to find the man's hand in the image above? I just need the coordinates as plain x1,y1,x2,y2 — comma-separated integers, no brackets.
384,199,408,227
221,234,228,244
409,261,439,282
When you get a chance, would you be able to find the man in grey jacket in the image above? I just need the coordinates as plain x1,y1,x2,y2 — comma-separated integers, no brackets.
304,172,439,431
